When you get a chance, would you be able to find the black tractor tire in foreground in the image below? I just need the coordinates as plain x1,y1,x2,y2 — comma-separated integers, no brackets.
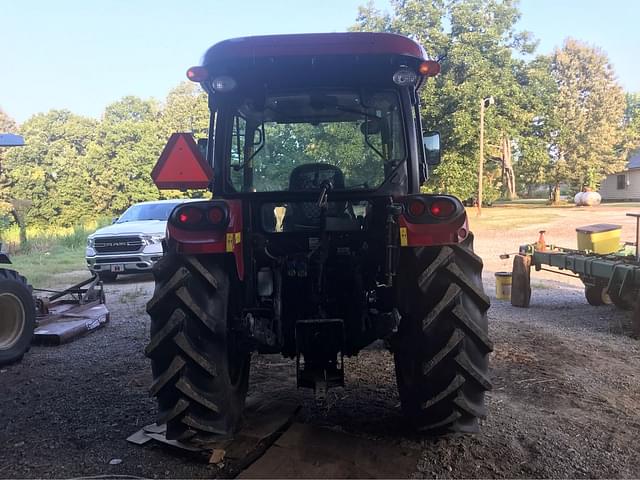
393,234,492,433
0,269,36,366
145,253,250,441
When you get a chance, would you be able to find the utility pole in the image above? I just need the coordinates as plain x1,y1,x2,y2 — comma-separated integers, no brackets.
477,96,494,216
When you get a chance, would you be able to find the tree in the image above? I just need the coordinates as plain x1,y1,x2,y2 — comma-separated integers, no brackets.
352,0,545,201
0,107,19,240
624,92,640,154
0,107,16,134
549,38,626,199
512,55,559,197
161,82,209,137
4,110,98,226
86,96,164,215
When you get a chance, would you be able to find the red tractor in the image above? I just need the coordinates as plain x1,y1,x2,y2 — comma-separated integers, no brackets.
147,33,491,441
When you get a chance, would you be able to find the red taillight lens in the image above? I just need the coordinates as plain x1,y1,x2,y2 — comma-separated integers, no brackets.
430,199,456,218
207,206,225,225
186,66,209,82
177,206,203,225
407,199,426,217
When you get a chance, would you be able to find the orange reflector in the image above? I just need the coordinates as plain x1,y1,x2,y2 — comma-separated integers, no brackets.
186,66,209,82
151,133,214,190
418,61,441,77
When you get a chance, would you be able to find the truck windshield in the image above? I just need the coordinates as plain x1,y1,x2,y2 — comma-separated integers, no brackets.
116,202,181,223
227,90,406,192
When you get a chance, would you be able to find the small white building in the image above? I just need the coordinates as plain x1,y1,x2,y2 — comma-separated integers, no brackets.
599,151,640,201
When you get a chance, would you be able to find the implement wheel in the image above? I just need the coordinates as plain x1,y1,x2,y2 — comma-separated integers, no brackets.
145,252,250,441
0,269,36,366
584,285,611,306
393,234,492,433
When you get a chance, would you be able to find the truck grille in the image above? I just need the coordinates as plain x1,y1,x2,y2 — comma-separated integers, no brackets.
94,236,144,253
95,256,142,264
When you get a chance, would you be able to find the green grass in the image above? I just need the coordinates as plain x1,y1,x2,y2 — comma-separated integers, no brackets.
0,219,109,288
0,217,111,254
6,246,88,289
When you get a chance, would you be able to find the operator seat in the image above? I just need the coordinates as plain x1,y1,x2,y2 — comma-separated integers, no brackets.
283,163,355,231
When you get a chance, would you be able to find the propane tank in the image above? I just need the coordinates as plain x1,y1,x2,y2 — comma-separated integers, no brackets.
574,188,601,206
581,191,601,206
573,192,584,205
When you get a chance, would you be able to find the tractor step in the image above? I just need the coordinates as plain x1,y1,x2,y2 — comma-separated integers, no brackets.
295,319,344,399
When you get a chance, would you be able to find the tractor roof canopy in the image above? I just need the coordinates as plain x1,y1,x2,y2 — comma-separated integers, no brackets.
197,33,431,91
203,32,427,65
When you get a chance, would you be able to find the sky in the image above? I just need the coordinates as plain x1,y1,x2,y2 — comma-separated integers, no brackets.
1,0,639,123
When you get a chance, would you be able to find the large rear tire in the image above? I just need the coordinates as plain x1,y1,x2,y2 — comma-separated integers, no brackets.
393,234,492,433
0,269,36,366
145,253,250,440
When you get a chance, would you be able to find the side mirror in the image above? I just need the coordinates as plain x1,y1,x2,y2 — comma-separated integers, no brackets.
423,131,441,166
112,217,119,224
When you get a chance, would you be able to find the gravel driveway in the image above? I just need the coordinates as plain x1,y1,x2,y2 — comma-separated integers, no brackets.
1,205,640,478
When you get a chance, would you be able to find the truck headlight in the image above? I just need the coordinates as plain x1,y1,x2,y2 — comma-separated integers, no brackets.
87,237,95,248
143,234,164,245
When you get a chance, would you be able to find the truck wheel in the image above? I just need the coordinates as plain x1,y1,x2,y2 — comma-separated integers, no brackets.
393,234,492,433
0,269,36,366
145,253,250,440
585,285,610,306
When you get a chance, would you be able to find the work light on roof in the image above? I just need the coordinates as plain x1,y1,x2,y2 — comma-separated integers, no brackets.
392,68,418,86
212,76,237,92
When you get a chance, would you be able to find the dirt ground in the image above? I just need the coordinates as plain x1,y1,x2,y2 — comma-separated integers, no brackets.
2,204,640,478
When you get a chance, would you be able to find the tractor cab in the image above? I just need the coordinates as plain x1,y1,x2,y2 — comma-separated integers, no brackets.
197,33,440,198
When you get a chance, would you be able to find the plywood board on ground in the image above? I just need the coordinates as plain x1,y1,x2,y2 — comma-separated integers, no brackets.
239,422,418,479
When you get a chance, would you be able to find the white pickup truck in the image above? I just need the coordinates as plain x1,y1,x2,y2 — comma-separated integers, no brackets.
86,199,188,281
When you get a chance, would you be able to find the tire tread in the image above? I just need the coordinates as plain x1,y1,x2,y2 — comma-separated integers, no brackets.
394,235,491,433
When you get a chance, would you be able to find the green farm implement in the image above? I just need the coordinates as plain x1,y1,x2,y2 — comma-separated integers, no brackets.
507,213,640,336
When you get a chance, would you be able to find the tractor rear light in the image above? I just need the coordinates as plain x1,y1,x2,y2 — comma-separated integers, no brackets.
186,66,209,82
211,76,237,92
207,206,226,225
430,199,456,218
392,68,418,86
177,206,204,226
407,198,427,217
172,202,230,230
418,60,441,77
